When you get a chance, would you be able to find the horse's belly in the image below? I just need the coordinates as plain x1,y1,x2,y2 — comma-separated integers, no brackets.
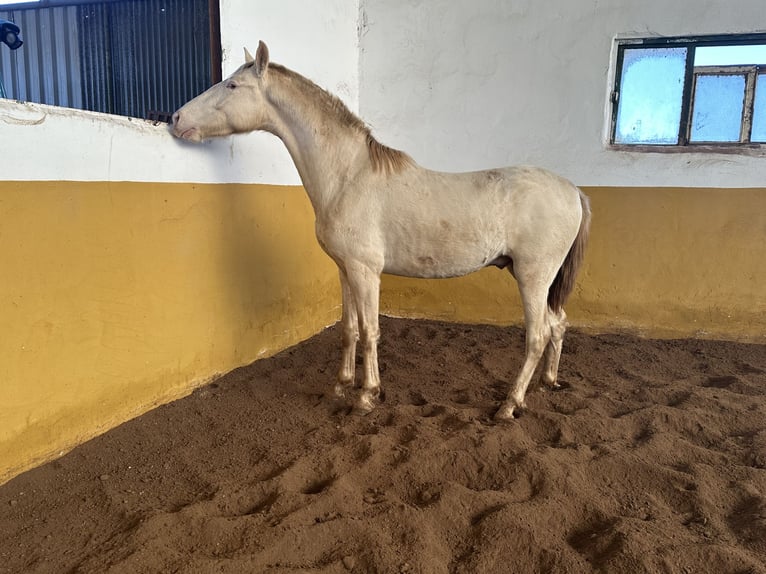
379,214,508,278
383,245,499,279
384,261,484,279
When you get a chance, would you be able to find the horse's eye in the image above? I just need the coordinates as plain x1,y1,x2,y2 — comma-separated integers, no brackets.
226,82,237,90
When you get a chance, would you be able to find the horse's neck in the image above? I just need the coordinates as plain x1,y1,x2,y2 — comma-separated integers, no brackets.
264,70,367,214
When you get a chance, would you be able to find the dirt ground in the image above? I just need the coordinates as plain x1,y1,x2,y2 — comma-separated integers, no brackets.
1,316,765,574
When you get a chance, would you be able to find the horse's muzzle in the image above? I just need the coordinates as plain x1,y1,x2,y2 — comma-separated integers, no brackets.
170,111,201,142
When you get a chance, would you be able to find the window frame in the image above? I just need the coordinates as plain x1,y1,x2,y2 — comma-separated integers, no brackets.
609,33,766,155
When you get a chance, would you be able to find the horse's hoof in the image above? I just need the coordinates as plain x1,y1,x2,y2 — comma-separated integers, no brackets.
351,392,377,416
493,405,515,421
351,401,375,417
494,401,524,421
333,382,350,399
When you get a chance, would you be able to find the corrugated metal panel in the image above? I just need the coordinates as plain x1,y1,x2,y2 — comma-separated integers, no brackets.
78,3,111,114
105,0,211,119
0,6,83,109
1,0,211,119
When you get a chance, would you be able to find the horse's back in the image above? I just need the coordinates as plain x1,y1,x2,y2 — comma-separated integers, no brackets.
483,165,581,209
363,164,583,279
379,164,582,237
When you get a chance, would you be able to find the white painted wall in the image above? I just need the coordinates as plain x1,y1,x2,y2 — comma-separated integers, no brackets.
358,0,766,188
217,0,360,184
3,0,763,189
0,0,359,185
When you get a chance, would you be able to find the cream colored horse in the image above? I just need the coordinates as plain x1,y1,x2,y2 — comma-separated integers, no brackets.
172,42,591,420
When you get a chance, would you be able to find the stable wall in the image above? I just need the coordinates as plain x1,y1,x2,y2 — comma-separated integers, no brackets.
0,179,339,482
0,0,359,484
361,0,766,341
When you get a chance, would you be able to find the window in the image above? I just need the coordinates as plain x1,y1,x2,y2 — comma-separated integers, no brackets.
0,0,221,121
610,34,766,150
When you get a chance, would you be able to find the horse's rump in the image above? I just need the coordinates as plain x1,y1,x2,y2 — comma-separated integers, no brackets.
547,189,591,312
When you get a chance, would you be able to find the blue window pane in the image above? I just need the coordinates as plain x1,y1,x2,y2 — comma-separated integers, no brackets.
690,74,745,142
615,47,687,144
752,74,766,143
695,45,766,66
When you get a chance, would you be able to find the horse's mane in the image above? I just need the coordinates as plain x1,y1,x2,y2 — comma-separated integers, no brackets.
269,63,413,175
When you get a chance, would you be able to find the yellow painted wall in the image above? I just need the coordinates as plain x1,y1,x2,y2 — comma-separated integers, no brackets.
2,183,763,484
381,187,766,343
0,181,340,484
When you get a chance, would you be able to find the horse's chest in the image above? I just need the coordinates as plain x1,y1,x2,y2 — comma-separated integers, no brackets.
315,219,381,262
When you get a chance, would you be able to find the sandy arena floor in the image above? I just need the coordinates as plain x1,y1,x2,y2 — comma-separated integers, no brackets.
1,317,765,573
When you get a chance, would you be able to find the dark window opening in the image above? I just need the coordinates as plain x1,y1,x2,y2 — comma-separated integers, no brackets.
0,0,221,121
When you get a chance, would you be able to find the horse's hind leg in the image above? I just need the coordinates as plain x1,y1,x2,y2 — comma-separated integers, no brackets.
495,278,552,421
335,269,358,398
541,308,567,389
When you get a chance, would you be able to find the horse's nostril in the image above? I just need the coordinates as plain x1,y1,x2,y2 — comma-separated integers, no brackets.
171,111,180,125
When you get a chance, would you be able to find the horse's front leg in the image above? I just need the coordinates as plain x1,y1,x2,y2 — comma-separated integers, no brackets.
343,262,382,415
335,269,358,398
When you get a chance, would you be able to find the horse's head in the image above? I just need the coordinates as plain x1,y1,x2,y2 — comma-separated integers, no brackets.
171,41,271,143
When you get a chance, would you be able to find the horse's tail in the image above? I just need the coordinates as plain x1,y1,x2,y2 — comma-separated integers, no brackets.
547,188,591,312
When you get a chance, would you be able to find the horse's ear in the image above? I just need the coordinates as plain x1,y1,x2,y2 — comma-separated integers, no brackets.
244,47,255,64
254,41,269,78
